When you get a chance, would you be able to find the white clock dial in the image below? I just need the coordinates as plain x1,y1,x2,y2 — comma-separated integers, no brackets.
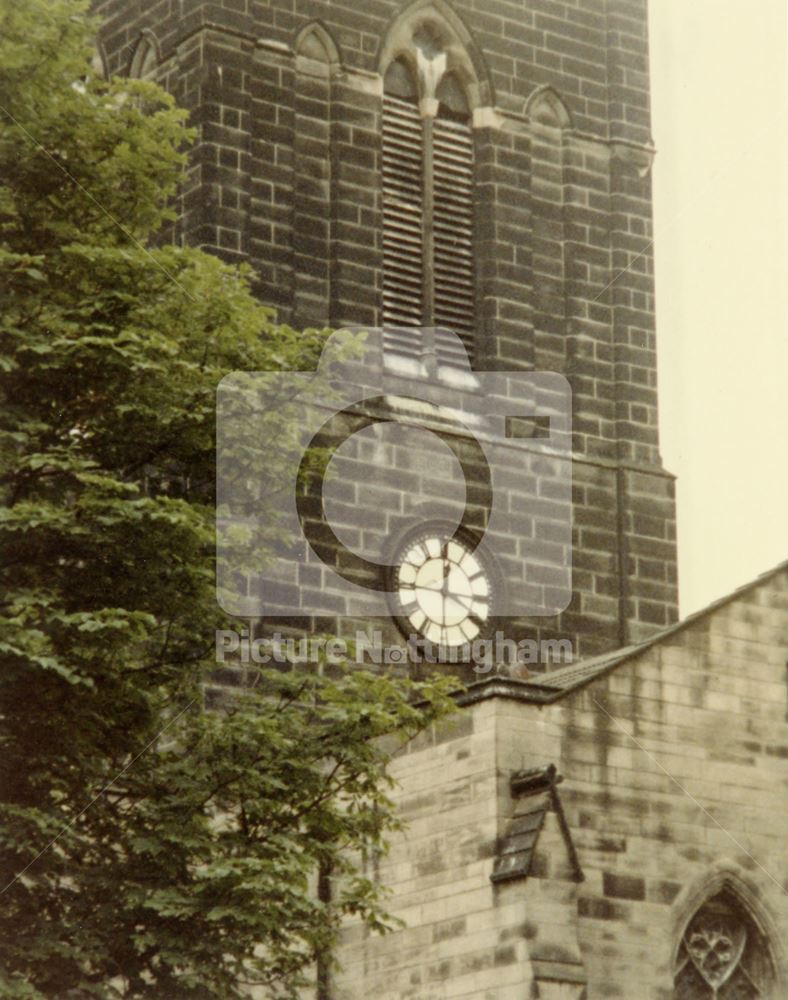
394,532,491,647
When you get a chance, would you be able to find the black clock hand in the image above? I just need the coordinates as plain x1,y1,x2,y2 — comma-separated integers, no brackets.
446,592,475,613
440,544,449,624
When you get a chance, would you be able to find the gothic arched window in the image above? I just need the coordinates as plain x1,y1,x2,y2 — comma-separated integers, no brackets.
381,29,475,362
129,31,159,80
674,891,775,999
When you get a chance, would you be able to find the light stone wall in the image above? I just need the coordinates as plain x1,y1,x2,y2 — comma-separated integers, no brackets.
333,701,531,999
334,567,788,999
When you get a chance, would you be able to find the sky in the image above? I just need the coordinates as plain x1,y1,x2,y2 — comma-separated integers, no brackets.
648,0,788,615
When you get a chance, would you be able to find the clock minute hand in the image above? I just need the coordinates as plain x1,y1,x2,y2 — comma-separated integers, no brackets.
440,543,451,626
446,592,474,613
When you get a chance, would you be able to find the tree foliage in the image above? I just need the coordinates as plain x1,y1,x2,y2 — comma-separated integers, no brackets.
0,2,456,996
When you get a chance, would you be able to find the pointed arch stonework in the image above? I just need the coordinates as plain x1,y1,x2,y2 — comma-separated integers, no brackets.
128,29,160,80
378,0,491,111
294,21,341,77
671,863,784,999
290,21,341,329
526,85,573,130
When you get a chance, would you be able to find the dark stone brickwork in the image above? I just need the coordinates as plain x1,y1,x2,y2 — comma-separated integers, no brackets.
94,0,679,664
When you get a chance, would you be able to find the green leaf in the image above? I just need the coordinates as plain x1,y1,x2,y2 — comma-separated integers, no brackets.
0,3,458,997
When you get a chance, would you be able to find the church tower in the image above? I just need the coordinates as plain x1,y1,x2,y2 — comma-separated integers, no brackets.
93,6,788,1000
96,0,678,671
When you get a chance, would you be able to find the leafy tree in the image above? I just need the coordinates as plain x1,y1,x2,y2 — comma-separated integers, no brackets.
0,2,456,996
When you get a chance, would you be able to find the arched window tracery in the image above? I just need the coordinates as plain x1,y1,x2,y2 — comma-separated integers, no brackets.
380,17,476,363
675,891,775,999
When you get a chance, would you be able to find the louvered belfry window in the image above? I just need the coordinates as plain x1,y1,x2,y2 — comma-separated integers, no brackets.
382,61,424,340
432,73,474,358
381,58,476,364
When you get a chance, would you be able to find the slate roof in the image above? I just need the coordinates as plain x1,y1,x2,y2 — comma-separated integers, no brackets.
459,557,788,707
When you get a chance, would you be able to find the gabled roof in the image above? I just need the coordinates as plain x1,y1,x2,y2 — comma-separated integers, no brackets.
459,557,788,706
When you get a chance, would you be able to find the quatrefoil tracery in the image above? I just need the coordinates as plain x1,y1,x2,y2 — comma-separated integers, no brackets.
674,894,773,1000
684,918,747,991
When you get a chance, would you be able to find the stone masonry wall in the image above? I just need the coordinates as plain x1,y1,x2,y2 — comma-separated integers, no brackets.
553,568,788,997
332,701,524,998
333,567,788,998
93,0,679,658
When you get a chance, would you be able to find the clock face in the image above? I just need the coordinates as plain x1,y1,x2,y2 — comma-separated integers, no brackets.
392,529,492,648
